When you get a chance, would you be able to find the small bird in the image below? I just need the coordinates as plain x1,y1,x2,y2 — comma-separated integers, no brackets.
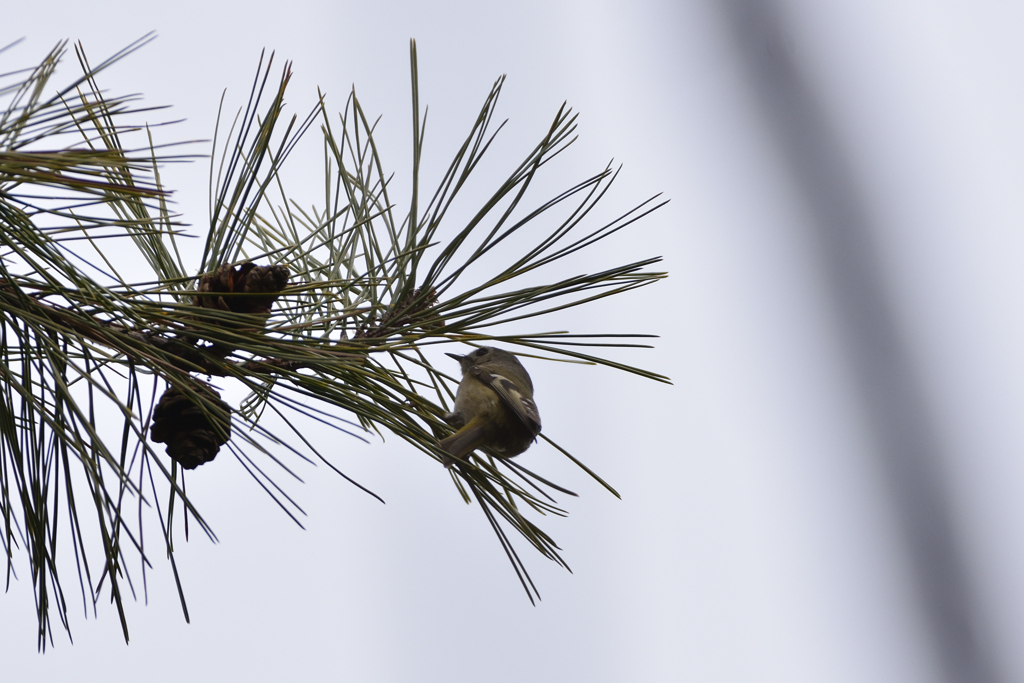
440,346,542,462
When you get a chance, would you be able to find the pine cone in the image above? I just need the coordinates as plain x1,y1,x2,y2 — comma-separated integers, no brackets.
354,286,443,341
195,262,289,317
150,382,231,469
241,263,291,315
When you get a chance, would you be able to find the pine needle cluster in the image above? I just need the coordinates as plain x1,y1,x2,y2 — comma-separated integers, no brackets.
0,34,668,648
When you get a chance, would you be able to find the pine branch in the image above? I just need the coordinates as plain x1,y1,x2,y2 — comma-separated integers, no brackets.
0,36,668,647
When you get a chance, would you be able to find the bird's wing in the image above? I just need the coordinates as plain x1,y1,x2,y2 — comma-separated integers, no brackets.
470,366,542,436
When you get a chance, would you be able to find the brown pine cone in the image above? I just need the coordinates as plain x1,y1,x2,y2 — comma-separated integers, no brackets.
150,381,231,469
354,286,443,341
241,263,291,315
195,262,289,316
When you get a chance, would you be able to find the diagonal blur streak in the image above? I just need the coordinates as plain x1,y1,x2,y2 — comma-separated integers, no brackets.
716,2,1000,682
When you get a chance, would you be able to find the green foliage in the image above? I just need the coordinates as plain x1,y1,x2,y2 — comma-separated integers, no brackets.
0,35,668,648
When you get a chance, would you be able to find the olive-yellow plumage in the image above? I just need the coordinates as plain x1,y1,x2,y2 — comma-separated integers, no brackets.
440,347,541,461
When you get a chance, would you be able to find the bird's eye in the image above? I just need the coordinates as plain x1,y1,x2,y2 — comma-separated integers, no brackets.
474,348,489,357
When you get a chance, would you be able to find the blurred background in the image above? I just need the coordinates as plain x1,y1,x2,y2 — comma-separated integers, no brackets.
5,1,1024,681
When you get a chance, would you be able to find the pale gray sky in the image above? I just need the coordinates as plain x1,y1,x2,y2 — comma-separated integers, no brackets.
6,1,1024,681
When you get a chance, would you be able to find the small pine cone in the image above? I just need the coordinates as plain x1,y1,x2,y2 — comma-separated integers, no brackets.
396,287,444,334
355,286,443,341
150,382,231,469
195,262,289,316
194,263,249,312
413,287,445,332
240,264,290,315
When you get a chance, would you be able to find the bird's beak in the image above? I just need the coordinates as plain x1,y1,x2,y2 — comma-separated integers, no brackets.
445,352,463,362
